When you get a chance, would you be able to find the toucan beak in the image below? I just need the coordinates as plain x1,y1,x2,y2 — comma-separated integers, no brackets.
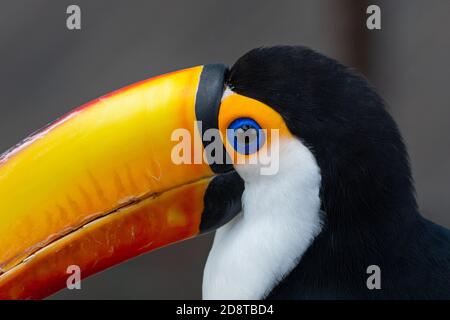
0,64,237,299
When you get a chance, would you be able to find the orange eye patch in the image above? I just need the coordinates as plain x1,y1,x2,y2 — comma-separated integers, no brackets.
218,92,293,161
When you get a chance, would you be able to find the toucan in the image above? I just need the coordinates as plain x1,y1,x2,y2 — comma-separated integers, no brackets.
0,46,449,300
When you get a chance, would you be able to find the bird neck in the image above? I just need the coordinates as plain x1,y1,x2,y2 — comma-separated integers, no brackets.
266,138,421,298
202,138,323,299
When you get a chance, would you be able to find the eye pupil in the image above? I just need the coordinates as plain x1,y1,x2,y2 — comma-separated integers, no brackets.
227,118,266,155
236,127,257,145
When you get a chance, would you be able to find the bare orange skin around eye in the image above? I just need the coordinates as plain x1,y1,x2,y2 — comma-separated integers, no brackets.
218,92,293,162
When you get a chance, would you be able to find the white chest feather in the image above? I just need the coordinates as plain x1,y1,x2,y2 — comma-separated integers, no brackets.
202,138,323,299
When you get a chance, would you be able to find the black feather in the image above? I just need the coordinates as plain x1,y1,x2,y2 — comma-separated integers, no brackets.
228,46,450,299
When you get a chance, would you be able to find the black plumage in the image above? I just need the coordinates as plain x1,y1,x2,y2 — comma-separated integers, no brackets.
227,46,450,299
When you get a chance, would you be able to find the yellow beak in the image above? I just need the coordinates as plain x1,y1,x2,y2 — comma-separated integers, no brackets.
0,65,233,299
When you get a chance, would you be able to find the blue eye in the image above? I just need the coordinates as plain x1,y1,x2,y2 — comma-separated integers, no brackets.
227,118,265,155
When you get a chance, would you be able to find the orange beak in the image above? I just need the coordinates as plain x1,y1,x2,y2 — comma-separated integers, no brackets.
0,65,240,299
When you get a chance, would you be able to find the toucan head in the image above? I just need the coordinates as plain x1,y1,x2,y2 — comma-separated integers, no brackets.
0,46,416,299
228,46,416,230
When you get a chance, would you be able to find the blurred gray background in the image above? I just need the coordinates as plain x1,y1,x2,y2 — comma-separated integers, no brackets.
0,0,449,299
